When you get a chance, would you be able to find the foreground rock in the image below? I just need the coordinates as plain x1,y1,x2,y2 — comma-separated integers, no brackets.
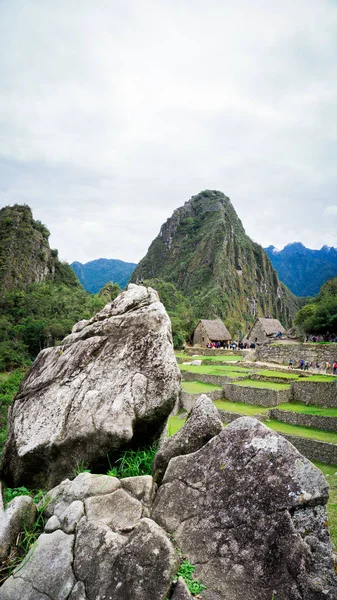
152,417,337,600
1,284,181,489
0,495,36,562
0,473,178,600
153,394,223,484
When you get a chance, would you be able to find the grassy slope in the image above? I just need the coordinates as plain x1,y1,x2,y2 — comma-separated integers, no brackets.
233,379,291,390
175,352,243,362
214,399,270,415
314,462,337,549
263,420,337,444
182,381,222,394
179,364,250,377
277,403,337,418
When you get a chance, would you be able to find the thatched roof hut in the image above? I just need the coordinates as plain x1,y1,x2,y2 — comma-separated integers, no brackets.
192,319,231,346
246,317,286,344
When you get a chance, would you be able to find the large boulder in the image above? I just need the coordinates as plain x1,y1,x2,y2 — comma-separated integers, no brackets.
152,417,337,600
0,495,36,562
0,473,178,600
1,284,181,489
153,394,223,484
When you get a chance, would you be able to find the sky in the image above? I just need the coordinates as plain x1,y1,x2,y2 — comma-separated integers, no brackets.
1,0,337,264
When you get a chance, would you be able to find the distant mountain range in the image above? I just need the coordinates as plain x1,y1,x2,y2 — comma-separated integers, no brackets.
265,243,337,297
71,258,137,293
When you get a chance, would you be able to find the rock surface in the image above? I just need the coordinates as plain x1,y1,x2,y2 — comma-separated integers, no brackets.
171,577,193,599
153,394,223,484
152,416,337,600
0,495,36,562
0,472,178,600
1,284,181,489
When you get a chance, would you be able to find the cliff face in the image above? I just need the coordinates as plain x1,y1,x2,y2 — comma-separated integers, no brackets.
0,204,78,293
131,190,298,328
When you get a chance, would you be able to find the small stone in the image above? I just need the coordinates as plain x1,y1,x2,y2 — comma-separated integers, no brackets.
85,489,142,531
171,577,193,599
59,500,84,533
44,514,61,533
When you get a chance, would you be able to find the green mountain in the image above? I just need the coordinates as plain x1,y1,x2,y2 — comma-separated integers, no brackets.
0,204,79,292
131,190,298,331
295,275,337,338
71,258,137,293
265,243,337,297
0,205,106,370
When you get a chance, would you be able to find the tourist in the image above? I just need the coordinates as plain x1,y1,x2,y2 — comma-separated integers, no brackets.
315,362,320,372
304,361,309,371
333,361,337,375
288,359,293,369
326,362,331,374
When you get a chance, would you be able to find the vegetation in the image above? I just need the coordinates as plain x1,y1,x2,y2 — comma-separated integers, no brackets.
263,420,337,445
175,352,243,362
173,556,206,595
233,380,291,390
179,364,250,377
182,381,222,394
214,399,270,416
277,402,337,418
0,370,25,458
131,190,298,330
71,258,137,293
0,282,106,370
314,462,337,549
295,276,337,339
107,445,158,478
168,414,186,436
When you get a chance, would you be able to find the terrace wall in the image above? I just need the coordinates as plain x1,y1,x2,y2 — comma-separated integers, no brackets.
222,383,292,407
269,409,337,432
181,371,240,386
281,434,337,465
185,348,246,357
292,381,337,407
256,343,337,367
181,389,223,412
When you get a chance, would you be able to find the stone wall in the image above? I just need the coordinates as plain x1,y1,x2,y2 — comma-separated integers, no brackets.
270,408,337,432
222,383,292,407
256,342,337,367
180,389,223,412
181,371,237,386
292,381,337,407
186,348,246,357
281,434,337,465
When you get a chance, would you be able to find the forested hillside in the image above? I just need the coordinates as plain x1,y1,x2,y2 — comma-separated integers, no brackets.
295,276,337,338
71,258,137,292
265,243,337,297
0,205,107,370
132,190,298,334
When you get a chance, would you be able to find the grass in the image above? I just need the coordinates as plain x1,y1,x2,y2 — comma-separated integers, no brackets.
107,445,158,478
182,380,222,394
0,370,25,459
168,415,186,436
173,557,206,595
263,420,337,445
214,399,270,416
256,369,301,380
175,352,243,362
233,379,291,390
276,402,337,418
179,364,250,377
314,462,337,549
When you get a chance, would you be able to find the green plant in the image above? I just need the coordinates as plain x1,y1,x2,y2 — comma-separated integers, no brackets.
107,444,158,479
173,558,206,595
4,486,30,505
72,459,91,477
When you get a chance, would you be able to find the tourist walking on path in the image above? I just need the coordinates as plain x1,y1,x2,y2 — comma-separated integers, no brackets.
333,361,337,375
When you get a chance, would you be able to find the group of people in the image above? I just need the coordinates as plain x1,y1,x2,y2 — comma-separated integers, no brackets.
288,358,337,374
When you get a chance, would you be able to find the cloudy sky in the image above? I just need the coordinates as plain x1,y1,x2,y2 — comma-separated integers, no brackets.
1,0,337,264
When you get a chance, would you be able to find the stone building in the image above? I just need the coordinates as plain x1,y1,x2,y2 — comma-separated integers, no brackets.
192,319,231,347
246,317,286,345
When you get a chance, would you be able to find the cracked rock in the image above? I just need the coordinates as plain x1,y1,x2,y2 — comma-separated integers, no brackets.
0,495,36,562
85,488,142,531
171,577,193,599
69,581,87,600
152,416,337,600
1,284,181,489
153,394,223,484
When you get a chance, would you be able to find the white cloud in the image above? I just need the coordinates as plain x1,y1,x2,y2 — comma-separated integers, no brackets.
1,0,337,262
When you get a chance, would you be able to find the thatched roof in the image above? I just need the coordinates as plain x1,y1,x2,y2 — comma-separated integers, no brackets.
198,319,231,341
255,318,286,336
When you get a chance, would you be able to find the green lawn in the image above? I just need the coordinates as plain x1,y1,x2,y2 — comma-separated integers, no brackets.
314,462,337,549
179,364,250,378
182,381,222,394
233,379,291,390
256,369,301,380
214,399,270,416
276,403,337,418
175,352,243,362
296,375,336,383
168,414,186,436
263,420,337,445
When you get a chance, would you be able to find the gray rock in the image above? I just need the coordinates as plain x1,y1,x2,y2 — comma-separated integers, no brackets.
44,514,61,533
58,500,84,533
171,577,193,599
153,394,223,483
74,517,127,599
120,475,156,516
152,416,337,600
0,495,36,561
102,517,178,600
44,472,121,518
2,284,181,489
69,581,87,600
85,489,142,531
0,529,75,599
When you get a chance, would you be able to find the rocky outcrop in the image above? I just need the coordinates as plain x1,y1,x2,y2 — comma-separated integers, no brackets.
153,395,223,484
152,417,337,600
0,495,36,562
1,284,181,489
0,473,178,600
